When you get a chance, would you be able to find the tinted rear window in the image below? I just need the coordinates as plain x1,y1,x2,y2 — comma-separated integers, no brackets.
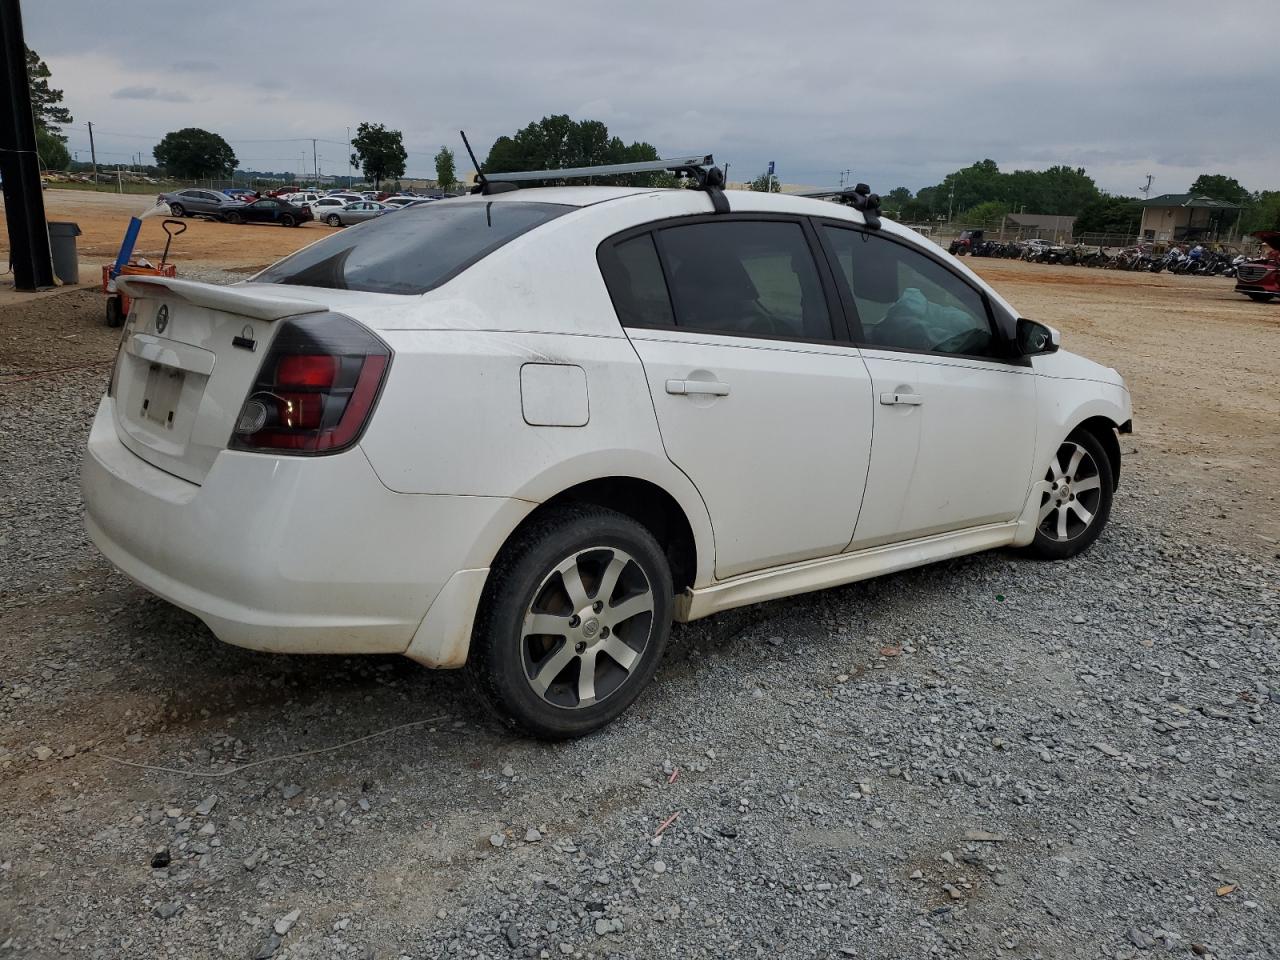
256,200,571,295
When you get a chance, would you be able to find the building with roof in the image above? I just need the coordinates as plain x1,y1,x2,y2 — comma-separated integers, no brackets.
1137,194,1242,243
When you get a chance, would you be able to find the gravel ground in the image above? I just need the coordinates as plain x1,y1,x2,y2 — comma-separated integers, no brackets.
1,287,1277,960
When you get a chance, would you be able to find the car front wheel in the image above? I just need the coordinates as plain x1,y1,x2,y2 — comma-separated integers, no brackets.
466,505,673,739
169,203,185,217
1024,430,1114,560
326,214,341,226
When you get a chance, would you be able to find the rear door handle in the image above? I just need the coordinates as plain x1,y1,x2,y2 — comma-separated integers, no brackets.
879,392,923,406
667,379,730,397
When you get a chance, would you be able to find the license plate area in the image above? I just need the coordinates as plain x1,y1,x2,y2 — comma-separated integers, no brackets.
141,362,186,429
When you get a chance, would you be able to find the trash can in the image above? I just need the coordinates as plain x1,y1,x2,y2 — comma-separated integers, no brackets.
48,221,82,284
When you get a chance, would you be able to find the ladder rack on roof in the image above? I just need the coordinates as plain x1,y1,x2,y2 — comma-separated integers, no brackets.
484,154,716,183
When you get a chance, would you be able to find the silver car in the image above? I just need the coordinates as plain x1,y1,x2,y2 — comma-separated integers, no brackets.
157,188,244,219
320,200,391,227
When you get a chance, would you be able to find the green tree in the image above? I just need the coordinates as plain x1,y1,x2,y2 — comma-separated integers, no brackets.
750,172,780,192
434,145,457,192
959,200,1009,225
350,122,407,189
1241,191,1280,234
882,186,913,215
26,47,72,135
483,115,668,186
1074,195,1141,235
1189,174,1249,204
153,128,238,179
35,127,70,170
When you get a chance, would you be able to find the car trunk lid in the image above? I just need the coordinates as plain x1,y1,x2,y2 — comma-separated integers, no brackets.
110,276,329,484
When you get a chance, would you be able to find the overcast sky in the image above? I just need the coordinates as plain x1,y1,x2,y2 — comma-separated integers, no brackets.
25,1,1279,196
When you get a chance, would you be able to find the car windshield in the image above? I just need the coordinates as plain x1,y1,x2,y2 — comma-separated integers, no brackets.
256,200,572,295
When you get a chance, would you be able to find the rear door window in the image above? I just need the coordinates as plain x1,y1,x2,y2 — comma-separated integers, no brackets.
256,200,571,295
656,220,833,341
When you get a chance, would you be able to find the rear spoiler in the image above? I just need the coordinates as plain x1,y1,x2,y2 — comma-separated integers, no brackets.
115,276,328,322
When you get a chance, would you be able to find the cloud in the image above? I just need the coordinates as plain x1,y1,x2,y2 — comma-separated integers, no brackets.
112,86,193,103
32,0,1280,193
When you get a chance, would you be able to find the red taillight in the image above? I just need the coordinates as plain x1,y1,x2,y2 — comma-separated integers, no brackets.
277,354,338,388
230,313,391,456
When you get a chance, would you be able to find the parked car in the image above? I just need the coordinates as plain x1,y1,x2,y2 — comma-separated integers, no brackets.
280,191,323,207
311,196,350,219
1234,231,1280,302
222,196,313,227
157,188,244,219
320,199,391,226
223,188,259,201
381,196,421,209
325,192,364,204
84,182,1131,739
265,185,300,198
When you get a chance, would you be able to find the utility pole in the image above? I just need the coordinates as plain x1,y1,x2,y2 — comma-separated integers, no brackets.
347,126,353,188
87,120,98,188
0,0,56,289
311,138,318,187
1140,174,1153,200
947,183,955,223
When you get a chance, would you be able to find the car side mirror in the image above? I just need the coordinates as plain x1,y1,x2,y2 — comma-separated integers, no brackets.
1016,317,1059,356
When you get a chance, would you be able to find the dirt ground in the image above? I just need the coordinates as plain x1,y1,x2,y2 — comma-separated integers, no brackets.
964,259,1280,552
1,188,325,278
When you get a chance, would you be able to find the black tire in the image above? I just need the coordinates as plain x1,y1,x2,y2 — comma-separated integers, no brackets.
1023,429,1115,561
466,504,674,739
1246,293,1275,303
169,203,185,217
105,296,124,328
225,212,243,225
281,214,296,227
326,214,341,226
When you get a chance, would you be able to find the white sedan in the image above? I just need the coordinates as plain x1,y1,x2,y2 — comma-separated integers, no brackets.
82,178,1131,738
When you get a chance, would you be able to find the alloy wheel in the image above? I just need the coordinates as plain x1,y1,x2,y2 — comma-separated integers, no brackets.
1037,441,1103,542
521,546,655,710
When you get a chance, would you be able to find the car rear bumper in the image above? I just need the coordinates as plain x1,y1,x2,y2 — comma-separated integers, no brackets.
81,397,527,660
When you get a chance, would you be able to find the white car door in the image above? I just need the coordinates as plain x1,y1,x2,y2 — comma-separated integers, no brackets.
599,217,875,579
819,223,1037,548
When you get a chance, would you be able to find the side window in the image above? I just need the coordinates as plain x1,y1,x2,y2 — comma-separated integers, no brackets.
600,234,676,328
657,221,832,340
823,226,996,358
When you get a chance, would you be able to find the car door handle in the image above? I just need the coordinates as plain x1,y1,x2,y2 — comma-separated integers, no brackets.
879,392,923,406
667,379,730,397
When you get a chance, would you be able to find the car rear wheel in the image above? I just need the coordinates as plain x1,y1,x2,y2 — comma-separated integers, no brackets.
466,505,673,739
326,214,341,226
281,214,296,227
1024,431,1114,560
225,212,243,225
1246,293,1275,303
169,203,185,217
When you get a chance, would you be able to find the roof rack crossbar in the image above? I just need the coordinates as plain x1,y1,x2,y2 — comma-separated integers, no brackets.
799,183,883,230
484,154,715,183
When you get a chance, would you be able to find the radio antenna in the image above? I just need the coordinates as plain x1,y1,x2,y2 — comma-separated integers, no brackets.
460,130,485,188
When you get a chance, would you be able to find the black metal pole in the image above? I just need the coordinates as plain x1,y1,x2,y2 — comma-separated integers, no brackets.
0,0,55,290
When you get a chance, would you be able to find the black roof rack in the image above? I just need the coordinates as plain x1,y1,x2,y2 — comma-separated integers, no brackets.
798,183,883,230
459,131,729,213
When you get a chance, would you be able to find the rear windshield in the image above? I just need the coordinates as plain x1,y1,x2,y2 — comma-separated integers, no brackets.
255,200,572,295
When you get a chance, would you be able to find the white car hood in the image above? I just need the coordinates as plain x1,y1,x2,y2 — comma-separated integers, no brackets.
1033,348,1126,388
